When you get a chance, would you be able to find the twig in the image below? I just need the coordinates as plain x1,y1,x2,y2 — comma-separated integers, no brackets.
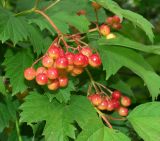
43,0,60,11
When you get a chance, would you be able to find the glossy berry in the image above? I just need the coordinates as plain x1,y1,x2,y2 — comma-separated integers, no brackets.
112,90,122,100
91,2,101,10
99,24,110,36
80,47,92,57
97,100,108,110
112,23,122,30
47,68,59,79
36,73,48,85
89,54,101,67
121,96,131,107
106,17,113,25
106,33,116,39
42,55,54,68
90,94,103,106
48,44,61,59
48,79,59,90
113,15,121,23
55,56,68,69
59,76,68,87
74,53,86,66
65,52,74,65
118,107,128,116
111,99,120,109
106,100,114,111
24,67,36,80
82,56,89,67
36,67,47,75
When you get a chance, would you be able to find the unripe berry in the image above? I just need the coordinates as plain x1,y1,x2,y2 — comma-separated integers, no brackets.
36,73,48,85
90,94,103,106
55,56,68,69
112,90,122,100
65,52,74,65
118,107,128,116
121,96,131,107
47,68,59,79
97,100,108,110
59,76,68,87
91,2,101,10
89,54,101,67
80,47,92,57
99,24,110,36
36,67,47,76
106,33,116,39
24,67,36,80
74,53,86,66
48,79,59,90
42,55,54,68
112,15,121,23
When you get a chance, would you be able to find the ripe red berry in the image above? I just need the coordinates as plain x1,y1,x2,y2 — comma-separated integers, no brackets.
97,100,108,110
24,67,36,80
65,52,74,65
121,96,131,107
89,54,101,67
80,47,92,57
91,2,101,10
112,15,121,23
48,79,59,90
99,24,110,36
106,17,113,25
118,107,128,116
106,100,114,111
82,56,89,67
42,55,54,68
47,68,59,79
111,99,120,109
36,67,47,75
112,90,122,100
55,56,68,69
74,53,86,66
90,94,103,106
77,10,86,16
48,45,61,59
36,73,48,85
59,76,68,87
112,23,122,30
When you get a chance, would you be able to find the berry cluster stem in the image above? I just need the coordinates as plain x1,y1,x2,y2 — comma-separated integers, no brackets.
16,118,23,141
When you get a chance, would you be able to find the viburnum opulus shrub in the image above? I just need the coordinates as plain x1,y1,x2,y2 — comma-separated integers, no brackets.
0,0,160,141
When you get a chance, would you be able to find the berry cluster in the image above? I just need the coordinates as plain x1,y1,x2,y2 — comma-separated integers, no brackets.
24,43,102,91
88,90,131,116
99,15,122,39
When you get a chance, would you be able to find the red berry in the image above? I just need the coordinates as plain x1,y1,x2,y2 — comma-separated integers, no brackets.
90,94,103,106
42,55,54,68
91,2,101,10
106,100,114,111
74,53,86,66
47,68,59,79
65,52,74,65
48,45,61,59
82,56,89,67
72,67,84,75
112,15,121,23
112,90,122,100
48,79,59,90
36,67,47,75
97,100,108,110
36,73,48,85
99,24,110,36
111,99,120,109
77,10,86,16
59,48,65,56
118,107,128,116
59,76,68,87
106,17,113,25
89,54,101,67
80,47,92,57
55,56,68,69
66,65,74,72
121,96,131,107
112,23,122,30
24,67,36,80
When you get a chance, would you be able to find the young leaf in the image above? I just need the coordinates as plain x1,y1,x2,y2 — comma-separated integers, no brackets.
0,8,29,45
98,35,160,55
99,46,160,100
3,48,33,95
95,0,154,42
128,102,160,141
20,93,76,141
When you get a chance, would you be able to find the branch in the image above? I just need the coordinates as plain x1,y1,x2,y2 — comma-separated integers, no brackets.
42,0,60,11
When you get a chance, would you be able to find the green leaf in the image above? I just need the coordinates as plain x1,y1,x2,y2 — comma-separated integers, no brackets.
3,48,33,95
0,76,6,94
95,0,154,42
20,93,76,141
0,97,18,132
0,8,29,45
99,46,160,100
98,35,160,55
76,119,130,141
128,102,160,141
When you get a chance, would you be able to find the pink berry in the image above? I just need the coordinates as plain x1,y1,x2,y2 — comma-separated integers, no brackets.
99,24,110,36
24,67,36,80
42,55,54,68
36,73,48,85
112,90,122,100
80,47,92,57
89,54,101,67
90,94,103,106
97,100,108,110
48,79,59,90
59,76,68,87
55,56,68,69
118,107,128,116
36,67,47,76
47,68,59,79
65,52,74,65
74,53,86,66
121,96,131,107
